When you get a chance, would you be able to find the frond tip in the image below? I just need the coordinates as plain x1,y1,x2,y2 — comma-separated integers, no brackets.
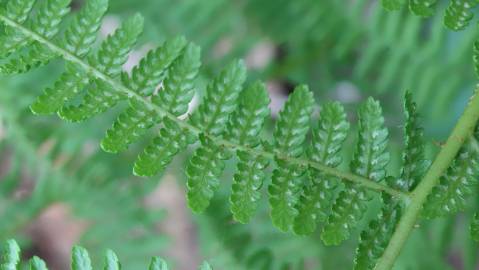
0,239,212,270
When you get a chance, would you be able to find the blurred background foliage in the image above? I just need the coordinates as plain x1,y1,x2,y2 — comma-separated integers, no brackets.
0,0,478,269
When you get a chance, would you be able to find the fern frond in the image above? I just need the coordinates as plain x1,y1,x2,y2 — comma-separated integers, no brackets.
444,0,478,31
1,240,211,270
471,213,479,242
268,85,314,232
0,0,412,243
423,138,479,218
322,97,389,245
293,102,350,235
59,14,144,121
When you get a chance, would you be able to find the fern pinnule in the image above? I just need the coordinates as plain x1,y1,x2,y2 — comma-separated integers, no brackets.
124,36,188,96
444,0,478,31
293,102,349,235
104,250,120,270
58,14,144,122
62,0,109,57
268,85,314,231
101,43,200,153
228,81,271,223
322,97,390,245
30,257,48,270
190,60,247,135
409,0,437,17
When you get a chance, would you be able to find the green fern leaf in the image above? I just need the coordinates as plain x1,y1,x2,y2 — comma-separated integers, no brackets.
444,0,478,31
228,82,271,223
0,240,20,270
30,63,89,114
409,0,437,17
293,102,350,235
30,257,48,270
471,213,479,242
268,85,314,232
101,43,200,153
0,0,72,73
353,195,401,270
59,14,144,121
186,60,246,212
423,140,479,218
62,0,109,57
104,250,120,270
382,0,406,10
148,257,168,270
321,97,389,245
0,0,36,56
186,135,227,213
190,60,246,135
124,36,188,96
133,118,194,176
397,91,430,191
72,246,92,270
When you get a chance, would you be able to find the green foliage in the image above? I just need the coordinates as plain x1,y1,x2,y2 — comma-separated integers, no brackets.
0,240,211,270
2,0,479,269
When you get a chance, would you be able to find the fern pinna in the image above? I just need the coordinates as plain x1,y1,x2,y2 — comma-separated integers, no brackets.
2,0,479,269
0,239,212,270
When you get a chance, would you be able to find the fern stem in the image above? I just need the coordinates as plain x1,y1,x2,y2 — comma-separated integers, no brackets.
0,13,409,200
375,87,479,270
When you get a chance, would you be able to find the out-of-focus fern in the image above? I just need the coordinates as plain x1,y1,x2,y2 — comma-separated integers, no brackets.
0,240,212,270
